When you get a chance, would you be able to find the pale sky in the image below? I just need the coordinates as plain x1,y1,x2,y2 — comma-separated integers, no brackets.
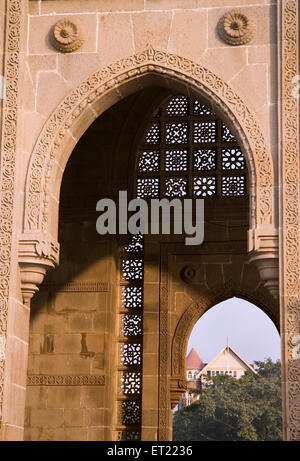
187,297,280,365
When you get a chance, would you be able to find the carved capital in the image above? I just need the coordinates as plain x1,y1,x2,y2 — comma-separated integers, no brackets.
18,233,60,306
169,376,187,409
247,227,278,254
248,228,279,298
249,252,279,299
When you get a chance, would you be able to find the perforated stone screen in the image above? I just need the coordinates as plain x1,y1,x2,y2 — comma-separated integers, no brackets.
137,95,248,199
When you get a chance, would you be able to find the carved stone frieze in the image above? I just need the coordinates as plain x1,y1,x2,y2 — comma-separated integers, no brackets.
280,0,300,441
0,0,22,424
27,375,105,386
41,281,109,292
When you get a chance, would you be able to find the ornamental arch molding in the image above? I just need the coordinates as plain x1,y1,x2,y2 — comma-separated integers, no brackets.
19,47,277,303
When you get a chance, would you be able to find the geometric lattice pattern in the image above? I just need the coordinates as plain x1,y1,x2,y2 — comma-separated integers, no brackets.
117,234,144,440
165,122,188,144
222,148,245,170
193,121,216,143
194,176,216,197
136,95,247,198
120,401,141,425
193,100,215,116
166,96,189,117
221,175,246,196
121,259,143,281
193,149,216,171
165,178,187,197
121,314,143,336
124,234,144,253
145,123,160,144
120,343,142,366
222,122,236,142
138,150,160,172
120,372,142,395
121,286,143,310
165,150,188,172
136,178,159,198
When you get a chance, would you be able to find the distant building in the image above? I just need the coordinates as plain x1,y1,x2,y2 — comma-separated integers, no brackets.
179,344,257,408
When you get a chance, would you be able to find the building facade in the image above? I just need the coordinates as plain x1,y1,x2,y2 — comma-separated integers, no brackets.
180,345,256,408
0,0,299,441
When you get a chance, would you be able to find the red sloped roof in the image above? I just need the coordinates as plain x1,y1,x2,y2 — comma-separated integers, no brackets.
186,348,203,370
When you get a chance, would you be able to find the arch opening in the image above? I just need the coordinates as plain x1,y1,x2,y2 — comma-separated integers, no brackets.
23,75,278,441
172,297,282,441
22,47,275,247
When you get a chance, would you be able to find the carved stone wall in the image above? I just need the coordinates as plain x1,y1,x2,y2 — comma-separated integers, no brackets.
23,48,274,239
162,211,278,439
279,0,300,441
0,0,29,441
0,0,298,442
0,0,21,428
24,93,136,441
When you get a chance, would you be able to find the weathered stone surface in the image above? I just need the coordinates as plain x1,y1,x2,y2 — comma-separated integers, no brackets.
0,0,296,444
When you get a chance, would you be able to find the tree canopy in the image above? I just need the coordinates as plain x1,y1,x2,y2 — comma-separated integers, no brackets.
173,359,282,441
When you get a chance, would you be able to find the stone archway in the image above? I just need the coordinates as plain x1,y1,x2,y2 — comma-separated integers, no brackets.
0,0,297,443
19,47,280,442
171,290,278,403
19,47,277,307
170,294,280,439
155,235,279,440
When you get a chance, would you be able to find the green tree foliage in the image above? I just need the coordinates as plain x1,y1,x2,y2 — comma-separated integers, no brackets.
173,359,282,441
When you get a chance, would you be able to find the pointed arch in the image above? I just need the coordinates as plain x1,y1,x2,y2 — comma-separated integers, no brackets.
171,289,279,381
22,46,275,256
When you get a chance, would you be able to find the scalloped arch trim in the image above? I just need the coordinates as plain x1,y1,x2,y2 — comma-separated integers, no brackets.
24,46,274,234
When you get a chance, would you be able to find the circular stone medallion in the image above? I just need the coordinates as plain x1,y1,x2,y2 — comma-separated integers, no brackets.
218,9,256,46
51,19,84,53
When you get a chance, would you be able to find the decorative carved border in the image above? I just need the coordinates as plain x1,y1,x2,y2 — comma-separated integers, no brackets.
27,375,105,386
41,281,109,292
280,0,300,441
0,0,21,423
24,46,274,238
158,243,169,441
171,301,208,378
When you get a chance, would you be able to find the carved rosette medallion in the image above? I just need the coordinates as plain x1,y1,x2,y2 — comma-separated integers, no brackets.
218,10,256,46
181,265,196,283
51,19,84,53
